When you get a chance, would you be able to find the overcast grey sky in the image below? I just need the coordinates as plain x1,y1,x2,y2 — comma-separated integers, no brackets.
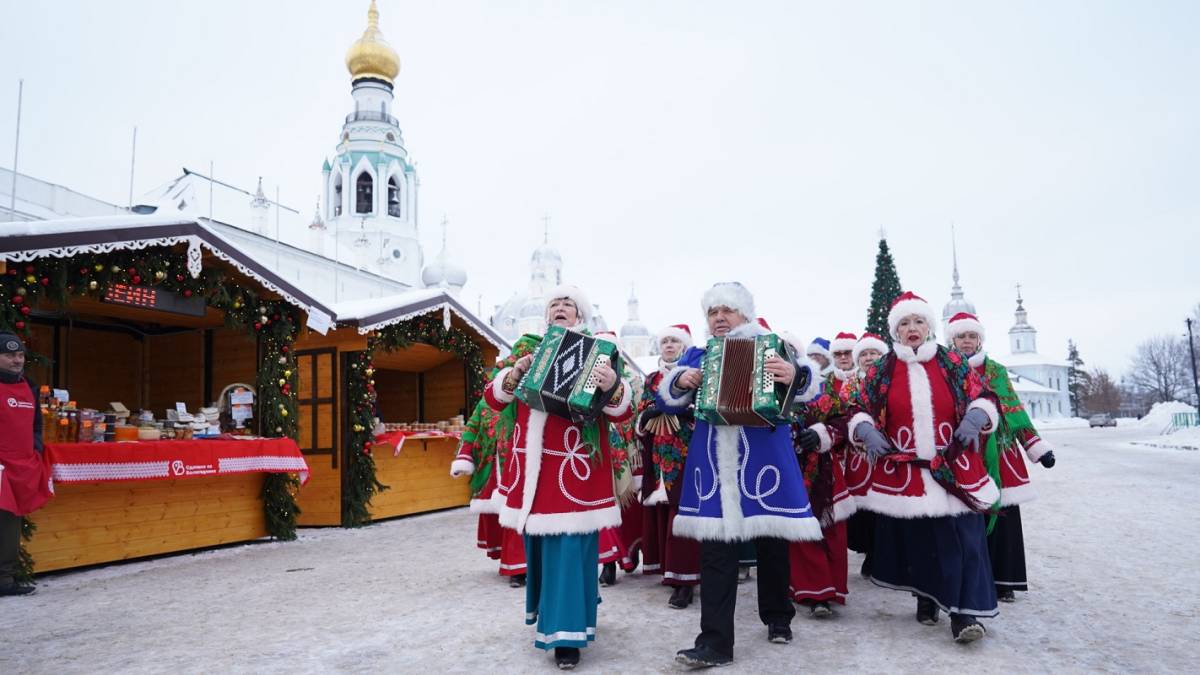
1,0,1197,374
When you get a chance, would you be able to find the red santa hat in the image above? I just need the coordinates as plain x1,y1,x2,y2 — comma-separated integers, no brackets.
756,317,772,331
853,332,890,363
945,311,986,343
700,281,755,321
829,331,858,354
887,291,938,341
657,323,693,348
545,284,593,325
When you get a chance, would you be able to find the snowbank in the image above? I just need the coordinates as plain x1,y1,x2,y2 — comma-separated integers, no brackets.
1135,401,1198,434
1035,417,1090,430
1132,427,1200,451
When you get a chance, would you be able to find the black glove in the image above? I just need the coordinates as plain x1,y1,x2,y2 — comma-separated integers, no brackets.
796,428,820,453
1038,451,1056,468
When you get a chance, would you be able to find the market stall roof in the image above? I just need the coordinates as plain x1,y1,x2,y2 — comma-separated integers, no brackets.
0,214,335,320
333,289,509,351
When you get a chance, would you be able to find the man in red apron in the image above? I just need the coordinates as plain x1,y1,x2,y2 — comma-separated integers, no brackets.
0,331,52,597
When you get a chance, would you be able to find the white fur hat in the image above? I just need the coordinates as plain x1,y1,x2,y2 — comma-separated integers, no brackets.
853,332,890,363
887,291,938,341
700,282,755,321
657,323,693,349
545,284,593,325
945,311,986,343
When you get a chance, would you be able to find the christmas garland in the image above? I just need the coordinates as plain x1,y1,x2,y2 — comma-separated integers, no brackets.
0,247,305,580
340,313,489,526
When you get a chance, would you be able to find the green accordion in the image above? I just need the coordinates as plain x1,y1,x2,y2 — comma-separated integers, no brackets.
696,333,799,427
516,325,623,423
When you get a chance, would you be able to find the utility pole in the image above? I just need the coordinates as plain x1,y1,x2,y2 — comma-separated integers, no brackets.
9,79,23,221
128,126,137,208
1186,318,1200,409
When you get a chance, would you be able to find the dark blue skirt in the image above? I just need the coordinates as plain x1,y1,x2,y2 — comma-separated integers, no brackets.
870,513,998,617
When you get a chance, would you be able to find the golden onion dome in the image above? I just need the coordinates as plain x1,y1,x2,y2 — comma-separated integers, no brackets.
345,1,400,84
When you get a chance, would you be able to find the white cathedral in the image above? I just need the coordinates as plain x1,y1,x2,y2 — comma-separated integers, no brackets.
942,241,1070,419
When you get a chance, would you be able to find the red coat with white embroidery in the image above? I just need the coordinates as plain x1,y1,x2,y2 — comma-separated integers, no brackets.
485,366,634,535
970,351,1052,506
801,370,859,525
846,342,1001,519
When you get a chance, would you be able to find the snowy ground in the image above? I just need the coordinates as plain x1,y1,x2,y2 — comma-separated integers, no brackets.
3,426,1196,674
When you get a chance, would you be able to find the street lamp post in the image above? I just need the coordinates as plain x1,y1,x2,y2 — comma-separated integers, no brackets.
1186,318,1200,409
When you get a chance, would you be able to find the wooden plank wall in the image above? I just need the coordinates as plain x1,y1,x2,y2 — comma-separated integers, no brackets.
27,474,268,573
145,331,205,414
423,359,467,422
63,326,142,409
369,437,471,519
375,370,419,422
210,330,258,399
294,349,342,527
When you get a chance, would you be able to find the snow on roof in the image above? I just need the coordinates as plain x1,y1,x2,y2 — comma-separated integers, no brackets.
1008,373,1060,395
998,352,1069,368
332,289,508,349
0,214,335,318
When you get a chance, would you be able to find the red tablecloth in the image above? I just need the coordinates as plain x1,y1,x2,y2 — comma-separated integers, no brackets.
373,430,462,456
44,438,310,486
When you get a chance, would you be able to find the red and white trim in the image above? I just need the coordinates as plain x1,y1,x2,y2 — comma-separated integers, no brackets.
1023,436,1052,463
810,422,833,454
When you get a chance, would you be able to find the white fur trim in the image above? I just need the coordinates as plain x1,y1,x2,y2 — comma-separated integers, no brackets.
515,410,548,533
810,423,833,454
714,426,747,538
895,341,938,364
946,316,986,343
643,480,669,505
999,482,1038,507
657,325,693,349
847,412,876,449
656,364,694,410
664,571,702,582
967,350,987,369
829,493,857,523
1023,436,1051,463
546,284,592,324
967,398,999,435
701,282,755,321
491,367,516,404
673,513,824,542
860,467,988,519
520,505,622,535
727,321,769,338
829,336,857,354
903,360,937,461
887,297,939,341
853,335,890,363
794,356,823,404
469,497,499,514
450,458,475,478
602,377,633,417
806,342,831,360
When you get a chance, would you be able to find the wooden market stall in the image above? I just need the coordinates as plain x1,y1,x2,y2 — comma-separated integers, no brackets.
290,291,506,526
0,216,324,573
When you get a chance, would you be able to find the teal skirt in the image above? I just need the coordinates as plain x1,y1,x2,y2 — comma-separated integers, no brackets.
525,533,600,650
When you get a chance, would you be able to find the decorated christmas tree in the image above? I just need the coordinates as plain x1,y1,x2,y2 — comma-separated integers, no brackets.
865,235,903,343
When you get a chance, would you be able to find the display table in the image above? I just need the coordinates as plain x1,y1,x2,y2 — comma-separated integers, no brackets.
373,430,462,456
27,438,309,573
366,435,471,519
45,438,310,486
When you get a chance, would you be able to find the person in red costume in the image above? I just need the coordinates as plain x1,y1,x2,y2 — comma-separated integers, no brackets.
0,331,53,597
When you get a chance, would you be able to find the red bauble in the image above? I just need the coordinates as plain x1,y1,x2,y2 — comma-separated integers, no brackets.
20,306,31,316
11,295,23,304
79,267,89,275
273,313,280,321
281,346,289,353
23,265,34,274
254,322,263,331
39,277,49,286
176,274,184,282
6,269,16,276
127,267,137,276
14,321,25,330
182,289,193,298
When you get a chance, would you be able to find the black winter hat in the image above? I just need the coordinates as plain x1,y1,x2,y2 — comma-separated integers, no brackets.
0,331,26,354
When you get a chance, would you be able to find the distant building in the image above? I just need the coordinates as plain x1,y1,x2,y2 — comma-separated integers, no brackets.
619,286,652,358
1001,290,1071,419
0,167,125,221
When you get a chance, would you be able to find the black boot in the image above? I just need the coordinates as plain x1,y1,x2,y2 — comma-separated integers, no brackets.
0,582,36,597
627,548,640,572
737,565,751,583
860,554,872,579
997,587,1016,603
916,596,940,625
554,647,581,669
668,584,694,609
676,645,732,668
809,601,833,618
509,573,526,588
951,613,986,643
599,562,617,586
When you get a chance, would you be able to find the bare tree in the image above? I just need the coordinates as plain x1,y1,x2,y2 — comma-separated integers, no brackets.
1127,335,1190,403
1084,368,1121,415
